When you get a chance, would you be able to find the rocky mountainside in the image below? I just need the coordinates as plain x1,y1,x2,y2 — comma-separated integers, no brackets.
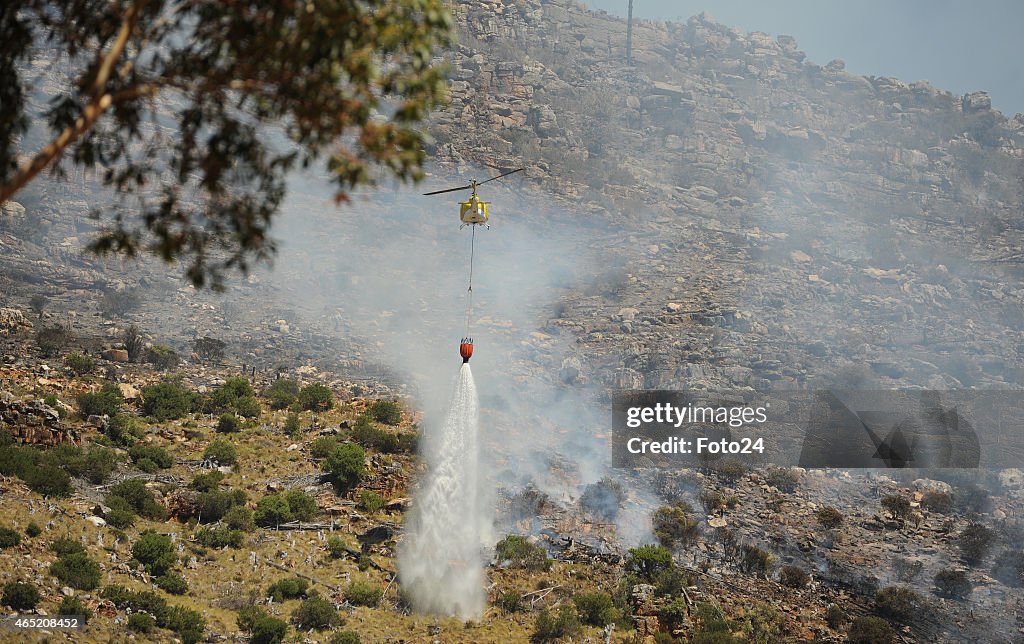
1,1,1024,643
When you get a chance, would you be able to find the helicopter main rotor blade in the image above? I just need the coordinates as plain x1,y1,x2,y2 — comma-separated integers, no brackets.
423,184,473,196
477,167,524,186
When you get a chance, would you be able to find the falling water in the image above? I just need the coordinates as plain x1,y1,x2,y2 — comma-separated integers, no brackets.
398,364,485,618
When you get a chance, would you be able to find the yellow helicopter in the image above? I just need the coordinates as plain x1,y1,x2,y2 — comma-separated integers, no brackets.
423,167,524,227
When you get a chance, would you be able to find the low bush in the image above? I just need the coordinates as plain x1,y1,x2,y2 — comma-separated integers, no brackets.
875,585,920,621
105,414,145,446
65,352,96,375
195,488,247,523
659,596,689,631
24,463,73,497
77,383,124,417
267,577,310,602
765,468,799,492
203,439,238,466
933,568,971,599
123,324,145,362
131,530,177,576
298,383,333,411
59,595,92,621
156,572,189,595
225,505,255,532
106,478,167,520
327,535,348,558
532,605,580,642
142,377,198,420
284,489,318,521
779,565,810,588
217,413,241,433
283,413,301,436
816,506,844,529
128,612,157,633
291,592,340,631
35,325,72,356
129,444,173,469
50,551,102,590
323,443,366,491
495,535,551,572
195,526,244,549
346,580,382,607
652,503,699,549
497,590,522,614
574,591,618,626
881,494,911,520
193,336,226,362
367,400,402,425
24,522,41,538
579,477,625,521
330,632,361,644
959,523,994,566
737,544,774,575
993,550,1024,587
358,490,385,513
146,344,180,371
265,379,300,410
847,616,894,643
255,494,292,527
190,470,224,492
309,436,340,459
625,544,674,582
921,490,954,513
0,526,21,548
234,396,261,419
2,580,40,609
50,537,85,556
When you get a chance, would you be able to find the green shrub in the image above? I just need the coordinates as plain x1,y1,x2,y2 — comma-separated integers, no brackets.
105,414,145,446
574,591,618,626
195,526,244,548
310,436,340,459
816,506,844,529
291,592,340,630
123,324,145,362
190,470,224,492
131,530,177,576
959,523,994,566
625,544,674,581
128,611,156,633
65,352,96,375
579,477,625,521
267,577,310,602
24,522,41,538
255,494,293,527
50,537,85,556
203,438,238,466
2,580,40,609
77,383,124,417
779,565,809,588
346,580,382,607
659,596,689,631
217,413,241,433
323,443,366,491
284,489,319,521
146,344,180,371
250,612,289,644
195,488,247,522
0,444,36,478
532,604,581,642
653,503,699,549
50,551,102,590
163,604,205,644
847,616,894,643
0,526,21,548
330,632,361,644
933,568,971,599
193,336,226,362
129,444,173,469
266,379,300,410
209,377,254,410
106,478,166,519
298,383,333,411
495,535,551,572
81,445,118,483
358,489,385,513
327,535,348,558
141,377,198,420
59,595,92,621
368,400,402,425
875,585,920,621
497,590,522,614
234,396,261,419
24,463,74,497
225,505,255,532
105,507,136,529
283,413,301,436
156,572,189,595
881,494,911,520
825,603,845,629
654,567,691,598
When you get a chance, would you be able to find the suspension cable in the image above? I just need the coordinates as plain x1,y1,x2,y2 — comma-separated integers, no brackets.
465,224,475,337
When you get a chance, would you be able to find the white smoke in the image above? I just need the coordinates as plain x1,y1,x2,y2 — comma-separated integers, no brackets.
398,364,486,618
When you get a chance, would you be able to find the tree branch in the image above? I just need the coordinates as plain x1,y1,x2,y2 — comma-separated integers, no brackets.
0,1,144,204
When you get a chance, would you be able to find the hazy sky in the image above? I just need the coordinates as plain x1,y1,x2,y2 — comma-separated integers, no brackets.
584,0,1024,116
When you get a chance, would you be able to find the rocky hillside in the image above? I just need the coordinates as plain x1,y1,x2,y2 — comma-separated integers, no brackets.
1,1,1024,642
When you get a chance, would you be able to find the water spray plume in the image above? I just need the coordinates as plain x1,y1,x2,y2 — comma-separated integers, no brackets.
398,364,485,618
